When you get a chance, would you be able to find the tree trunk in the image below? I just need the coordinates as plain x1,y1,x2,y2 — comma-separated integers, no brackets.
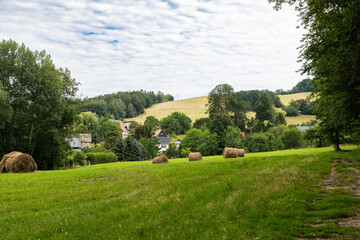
335,131,341,151
28,122,34,154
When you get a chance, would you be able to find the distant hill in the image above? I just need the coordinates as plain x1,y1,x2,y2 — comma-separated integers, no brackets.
125,93,315,125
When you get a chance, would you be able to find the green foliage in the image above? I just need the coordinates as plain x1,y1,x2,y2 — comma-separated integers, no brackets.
192,117,211,130
208,113,233,139
160,112,192,135
275,79,314,95
223,126,246,149
85,152,117,165
246,132,276,152
180,147,191,158
112,138,126,161
0,40,80,169
140,138,159,160
144,116,160,133
207,84,234,118
284,106,299,116
236,89,283,108
164,142,179,159
180,128,203,152
100,121,122,149
120,136,145,161
197,130,220,156
72,151,87,165
254,92,275,121
281,128,303,149
82,90,174,119
207,84,250,129
269,0,360,150
274,112,287,125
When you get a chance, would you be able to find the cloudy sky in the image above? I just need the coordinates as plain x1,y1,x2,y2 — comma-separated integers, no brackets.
0,0,305,100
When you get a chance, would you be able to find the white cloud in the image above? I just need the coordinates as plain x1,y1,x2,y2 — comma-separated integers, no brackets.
0,0,305,99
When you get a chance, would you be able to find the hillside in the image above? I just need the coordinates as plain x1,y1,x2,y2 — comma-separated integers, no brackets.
125,96,208,123
125,93,315,124
1,147,359,239
277,92,312,106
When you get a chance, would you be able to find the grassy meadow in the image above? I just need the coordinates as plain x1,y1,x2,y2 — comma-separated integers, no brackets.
1,147,359,239
125,93,314,125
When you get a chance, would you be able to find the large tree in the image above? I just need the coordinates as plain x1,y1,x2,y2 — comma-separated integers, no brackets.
269,0,360,150
0,40,80,169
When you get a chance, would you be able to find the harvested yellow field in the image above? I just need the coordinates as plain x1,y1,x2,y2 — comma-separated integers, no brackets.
125,96,208,123
278,92,312,106
286,114,316,125
125,93,315,125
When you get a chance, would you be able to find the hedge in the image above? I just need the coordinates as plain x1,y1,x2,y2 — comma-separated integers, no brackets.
86,152,117,165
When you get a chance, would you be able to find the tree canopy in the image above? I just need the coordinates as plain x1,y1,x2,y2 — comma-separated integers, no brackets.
269,0,360,150
0,39,80,169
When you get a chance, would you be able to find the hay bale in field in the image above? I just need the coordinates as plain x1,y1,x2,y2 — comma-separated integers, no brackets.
223,148,238,159
237,149,245,157
152,155,168,164
0,151,37,173
188,152,202,161
72,164,81,168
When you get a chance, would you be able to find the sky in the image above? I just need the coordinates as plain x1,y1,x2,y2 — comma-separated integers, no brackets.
0,0,305,100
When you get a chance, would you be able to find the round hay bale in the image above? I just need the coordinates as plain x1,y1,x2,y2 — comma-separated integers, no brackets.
223,147,238,159
152,155,168,164
72,164,81,168
188,152,202,161
0,151,37,173
237,149,245,157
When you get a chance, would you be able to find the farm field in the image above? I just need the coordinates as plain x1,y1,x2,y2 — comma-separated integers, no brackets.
1,147,359,239
278,92,312,106
125,93,314,124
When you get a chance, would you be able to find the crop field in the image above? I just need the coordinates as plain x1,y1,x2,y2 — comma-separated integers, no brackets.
1,147,359,239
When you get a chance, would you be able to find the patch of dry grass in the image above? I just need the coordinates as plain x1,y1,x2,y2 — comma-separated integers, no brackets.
278,92,312,106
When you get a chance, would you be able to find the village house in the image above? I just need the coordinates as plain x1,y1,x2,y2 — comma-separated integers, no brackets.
153,129,171,154
67,133,92,150
109,119,130,138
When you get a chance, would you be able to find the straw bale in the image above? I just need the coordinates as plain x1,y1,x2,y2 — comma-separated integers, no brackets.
0,151,37,173
223,147,238,159
237,149,245,157
152,155,168,164
188,152,202,161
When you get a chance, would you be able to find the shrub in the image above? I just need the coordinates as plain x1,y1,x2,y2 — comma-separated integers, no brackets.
281,128,303,149
86,152,117,165
73,151,87,166
164,143,179,159
246,132,276,152
224,126,246,149
284,106,299,116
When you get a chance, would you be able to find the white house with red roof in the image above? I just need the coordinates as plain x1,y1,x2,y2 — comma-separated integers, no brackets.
109,119,129,138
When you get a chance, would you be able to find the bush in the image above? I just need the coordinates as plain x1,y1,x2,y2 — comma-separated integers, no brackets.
281,128,303,149
164,142,179,159
284,106,299,116
224,126,245,149
246,132,276,152
86,152,117,165
73,151,87,165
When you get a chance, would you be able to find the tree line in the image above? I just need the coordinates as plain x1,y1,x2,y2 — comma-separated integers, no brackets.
81,90,174,120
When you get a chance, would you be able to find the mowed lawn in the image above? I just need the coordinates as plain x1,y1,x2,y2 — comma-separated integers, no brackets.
1,147,359,239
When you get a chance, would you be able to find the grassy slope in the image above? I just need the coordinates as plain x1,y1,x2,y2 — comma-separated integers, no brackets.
126,96,208,124
1,147,359,239
125,93,315,124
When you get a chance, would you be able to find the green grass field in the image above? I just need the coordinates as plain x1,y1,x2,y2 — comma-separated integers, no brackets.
1,147,359,239
125,93,314,124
